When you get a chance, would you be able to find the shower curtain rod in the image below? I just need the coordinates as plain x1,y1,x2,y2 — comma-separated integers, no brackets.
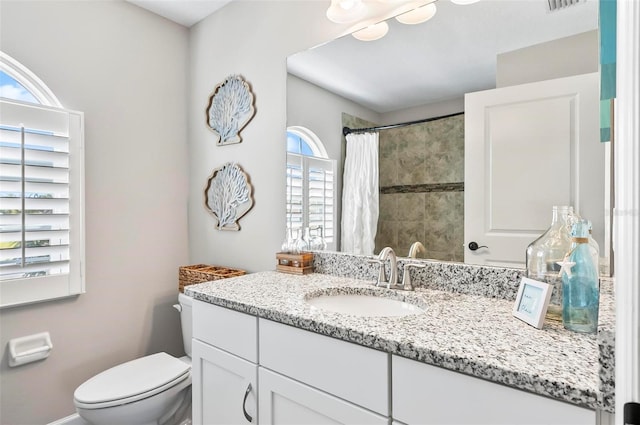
342,111,463,136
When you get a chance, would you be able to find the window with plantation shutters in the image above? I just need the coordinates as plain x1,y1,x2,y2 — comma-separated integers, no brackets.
0,100,85,308
286,127,336,251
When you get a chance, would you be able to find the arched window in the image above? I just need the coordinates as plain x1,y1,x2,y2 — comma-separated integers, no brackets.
0,51,62,107
0,72,39,104
286,126,336,250
0,52,85,308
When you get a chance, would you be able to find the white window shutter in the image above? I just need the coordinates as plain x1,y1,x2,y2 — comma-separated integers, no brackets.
0,100,85,307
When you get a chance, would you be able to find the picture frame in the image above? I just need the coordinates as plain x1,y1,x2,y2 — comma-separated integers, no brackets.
512,277,553,329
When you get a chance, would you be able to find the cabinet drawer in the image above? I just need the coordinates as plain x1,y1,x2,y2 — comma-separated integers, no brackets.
259,318,389,416
193,300,257,363
392,355,594,425
259,368,388,425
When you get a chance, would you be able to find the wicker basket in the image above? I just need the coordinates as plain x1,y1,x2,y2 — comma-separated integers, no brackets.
178,264,246,293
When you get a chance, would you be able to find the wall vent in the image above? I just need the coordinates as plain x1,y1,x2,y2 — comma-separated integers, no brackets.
548,0,582,11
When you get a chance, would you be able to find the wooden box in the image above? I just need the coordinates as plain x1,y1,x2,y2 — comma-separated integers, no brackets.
276,252,314,275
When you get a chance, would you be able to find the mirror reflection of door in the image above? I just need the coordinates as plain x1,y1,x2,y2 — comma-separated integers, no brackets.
286,127,337,251
464,72,603,268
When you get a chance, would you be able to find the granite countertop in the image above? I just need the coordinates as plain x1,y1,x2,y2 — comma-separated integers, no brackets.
186,270,614,412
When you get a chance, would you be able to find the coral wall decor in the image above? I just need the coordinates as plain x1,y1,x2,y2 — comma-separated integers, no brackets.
206,75,256,145
204,162,254,231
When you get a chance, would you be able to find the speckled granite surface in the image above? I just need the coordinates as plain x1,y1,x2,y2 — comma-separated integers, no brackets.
186,267,615,412
313,251,527,300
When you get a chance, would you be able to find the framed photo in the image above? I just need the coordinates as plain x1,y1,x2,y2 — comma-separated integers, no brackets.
512,277,553,329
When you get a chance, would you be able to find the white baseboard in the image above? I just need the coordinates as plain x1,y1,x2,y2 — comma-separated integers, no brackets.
48,413,88,425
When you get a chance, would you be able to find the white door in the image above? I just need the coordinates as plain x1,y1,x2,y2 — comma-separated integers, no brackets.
464,72,603,267
258,368,388,425
192,339,257,425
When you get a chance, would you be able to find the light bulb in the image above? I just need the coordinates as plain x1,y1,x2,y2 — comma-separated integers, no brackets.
352,21,389,41
395,3,437,24
326,0,367,23
338,0,359,9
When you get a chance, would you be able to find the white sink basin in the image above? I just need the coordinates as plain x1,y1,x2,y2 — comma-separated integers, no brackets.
306,290,426,317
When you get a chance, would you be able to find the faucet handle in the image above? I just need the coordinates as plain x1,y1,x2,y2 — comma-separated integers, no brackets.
368,258,387,286
401,262,426,291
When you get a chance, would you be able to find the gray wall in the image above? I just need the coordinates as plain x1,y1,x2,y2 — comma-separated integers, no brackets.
497,30,598,87
0,1,189,423
187,2,344,272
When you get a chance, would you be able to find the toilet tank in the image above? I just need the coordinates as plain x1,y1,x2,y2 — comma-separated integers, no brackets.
178,292,193,357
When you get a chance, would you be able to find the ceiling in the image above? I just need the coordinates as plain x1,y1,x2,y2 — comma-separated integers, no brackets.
126,0,599,113
288,0,599,113
126,0,234,27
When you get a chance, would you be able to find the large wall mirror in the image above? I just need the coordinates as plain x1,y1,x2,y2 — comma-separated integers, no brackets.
286,0,610,271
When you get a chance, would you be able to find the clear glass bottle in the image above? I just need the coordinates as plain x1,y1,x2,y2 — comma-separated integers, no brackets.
293,227,310,253
309,226,327,251
281,227,295,253
561,219,599,333
525,205,577,321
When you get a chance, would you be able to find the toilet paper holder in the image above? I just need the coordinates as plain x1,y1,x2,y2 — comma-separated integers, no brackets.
8,332,53,367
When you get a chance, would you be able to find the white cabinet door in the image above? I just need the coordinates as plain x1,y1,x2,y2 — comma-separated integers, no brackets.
464,72,603,267
392,355,594,425
192,339,257,425
259,368,388,425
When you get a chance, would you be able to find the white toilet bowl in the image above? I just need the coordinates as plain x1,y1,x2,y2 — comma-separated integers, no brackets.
74,293,193,425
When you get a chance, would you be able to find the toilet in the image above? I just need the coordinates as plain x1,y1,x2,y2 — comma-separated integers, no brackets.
73,293,193,425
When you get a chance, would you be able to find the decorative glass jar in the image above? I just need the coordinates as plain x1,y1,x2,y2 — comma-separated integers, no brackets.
525,205,579,321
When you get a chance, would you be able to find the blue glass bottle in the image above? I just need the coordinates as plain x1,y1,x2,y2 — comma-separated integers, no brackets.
561,219,600,333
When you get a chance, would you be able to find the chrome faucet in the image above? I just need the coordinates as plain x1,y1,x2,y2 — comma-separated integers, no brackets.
371,247,398,289
408,241,426,259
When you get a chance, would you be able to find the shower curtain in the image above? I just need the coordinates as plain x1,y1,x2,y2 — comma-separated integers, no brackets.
341,132,379,255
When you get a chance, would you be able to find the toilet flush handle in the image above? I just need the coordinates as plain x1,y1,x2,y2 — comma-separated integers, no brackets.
173,303,182,312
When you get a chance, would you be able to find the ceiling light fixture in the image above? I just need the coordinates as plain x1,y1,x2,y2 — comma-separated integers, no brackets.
395,3,437,24
326,0,367,23
326,0,475,41
352,21,390,41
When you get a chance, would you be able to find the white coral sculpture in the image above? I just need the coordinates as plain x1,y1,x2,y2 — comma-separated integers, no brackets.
204,163,254,231
206,75,255,145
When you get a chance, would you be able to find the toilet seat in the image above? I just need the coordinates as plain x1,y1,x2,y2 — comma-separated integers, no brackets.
74,352,191,410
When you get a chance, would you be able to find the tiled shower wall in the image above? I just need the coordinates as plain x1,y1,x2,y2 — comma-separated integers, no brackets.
376,114,465,261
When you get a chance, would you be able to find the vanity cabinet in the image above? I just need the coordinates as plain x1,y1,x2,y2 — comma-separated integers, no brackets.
192,300,258,424
392,355,594,425
191,299,600,425
192,300,388,424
